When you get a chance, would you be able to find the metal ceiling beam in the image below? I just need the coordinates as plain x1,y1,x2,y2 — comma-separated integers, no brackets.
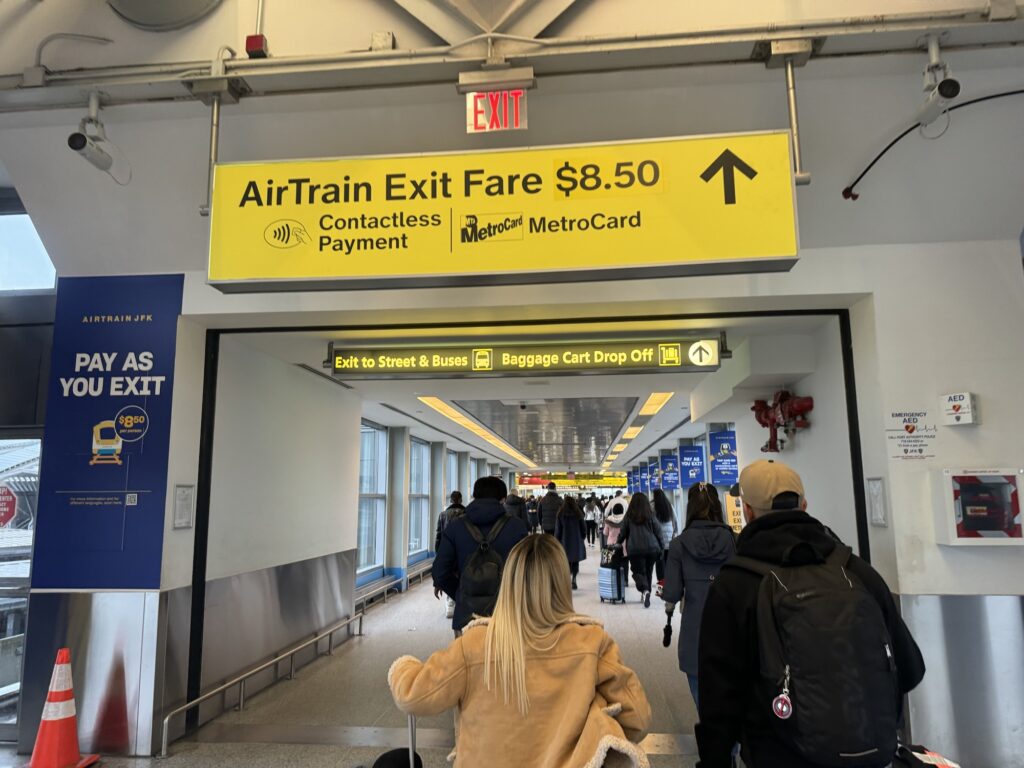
0,5,1020,113
393,0,486,44
493,0,579,38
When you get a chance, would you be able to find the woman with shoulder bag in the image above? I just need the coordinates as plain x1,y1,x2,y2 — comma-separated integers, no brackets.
617,493,664,608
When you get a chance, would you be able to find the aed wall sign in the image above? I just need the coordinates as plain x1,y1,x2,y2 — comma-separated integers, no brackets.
329,338,719,378
208,132,798,292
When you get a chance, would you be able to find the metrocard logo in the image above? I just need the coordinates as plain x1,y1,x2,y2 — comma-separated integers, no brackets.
460,213,524,244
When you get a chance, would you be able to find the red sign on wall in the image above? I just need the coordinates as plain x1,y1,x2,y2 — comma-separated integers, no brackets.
466,89,527,133
0,486,17,528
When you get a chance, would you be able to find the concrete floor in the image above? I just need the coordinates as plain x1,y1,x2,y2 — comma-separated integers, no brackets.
1,550,704,767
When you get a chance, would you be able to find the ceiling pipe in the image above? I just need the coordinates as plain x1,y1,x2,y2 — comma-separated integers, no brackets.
785,59,812,186
2,5,1015,111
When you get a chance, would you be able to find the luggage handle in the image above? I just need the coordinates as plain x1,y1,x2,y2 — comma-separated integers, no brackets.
408,714,417,767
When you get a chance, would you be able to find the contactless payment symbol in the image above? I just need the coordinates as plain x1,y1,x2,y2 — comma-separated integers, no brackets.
658,344,682,367
472,349,493,372
264,219,310,249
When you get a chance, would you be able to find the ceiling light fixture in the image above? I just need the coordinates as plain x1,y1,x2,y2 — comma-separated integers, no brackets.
639,392,675,417
456,66,536,95
613,443,628,452
418,396,537,468
622,426,644,440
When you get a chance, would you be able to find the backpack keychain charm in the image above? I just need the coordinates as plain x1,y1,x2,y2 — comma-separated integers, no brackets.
772,665,793,720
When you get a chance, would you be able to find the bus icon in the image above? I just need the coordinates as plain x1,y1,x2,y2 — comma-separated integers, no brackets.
472,348,493,371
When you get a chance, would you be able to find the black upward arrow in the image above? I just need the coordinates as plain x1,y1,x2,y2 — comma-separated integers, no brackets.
694,344,711,362
700,149,758,205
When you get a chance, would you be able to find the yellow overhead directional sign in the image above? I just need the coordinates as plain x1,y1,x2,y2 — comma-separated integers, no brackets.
329,338,720,378
209,132,797,292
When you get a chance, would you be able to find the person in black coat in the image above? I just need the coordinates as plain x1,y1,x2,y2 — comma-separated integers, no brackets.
554,496,587,590
539,482,562,534
432,477,529,633
434,491,465,552
662,483,736,707
503,487,528,525
617,493,665,608
696,461,925,768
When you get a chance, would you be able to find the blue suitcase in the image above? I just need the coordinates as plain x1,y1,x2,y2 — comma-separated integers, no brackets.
599,564,626,603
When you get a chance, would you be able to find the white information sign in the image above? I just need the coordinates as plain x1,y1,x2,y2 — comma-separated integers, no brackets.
886,409,938,461
941,392,976,425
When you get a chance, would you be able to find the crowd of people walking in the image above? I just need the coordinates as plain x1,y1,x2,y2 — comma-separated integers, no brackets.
383,462,926,768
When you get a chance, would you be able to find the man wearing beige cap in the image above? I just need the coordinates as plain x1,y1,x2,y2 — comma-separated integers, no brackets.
695,459,925,768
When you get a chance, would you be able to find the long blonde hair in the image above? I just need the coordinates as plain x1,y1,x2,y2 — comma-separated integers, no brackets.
484,534,576,717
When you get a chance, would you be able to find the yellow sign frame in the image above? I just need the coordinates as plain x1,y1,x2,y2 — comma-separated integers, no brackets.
209,132,798,292
329,338,719,378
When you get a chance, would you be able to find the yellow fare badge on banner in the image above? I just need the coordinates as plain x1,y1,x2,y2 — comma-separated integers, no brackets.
208,132,798,291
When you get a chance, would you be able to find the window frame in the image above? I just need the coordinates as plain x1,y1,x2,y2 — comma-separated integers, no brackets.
408,438,431,556
357,420,388,573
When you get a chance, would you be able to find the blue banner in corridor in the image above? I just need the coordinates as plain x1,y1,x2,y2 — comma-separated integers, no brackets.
709,430,739,487
32,275,183,590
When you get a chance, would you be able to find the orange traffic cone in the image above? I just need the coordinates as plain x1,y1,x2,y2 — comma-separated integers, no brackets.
29,648,99,768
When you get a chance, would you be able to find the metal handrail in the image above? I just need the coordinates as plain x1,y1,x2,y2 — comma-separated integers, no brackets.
159,612,364,757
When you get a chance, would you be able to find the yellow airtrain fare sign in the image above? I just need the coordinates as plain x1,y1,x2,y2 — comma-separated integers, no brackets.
329,338,719,378
209,132,797,291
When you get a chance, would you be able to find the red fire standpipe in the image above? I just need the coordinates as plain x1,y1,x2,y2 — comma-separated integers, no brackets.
751,391,814,452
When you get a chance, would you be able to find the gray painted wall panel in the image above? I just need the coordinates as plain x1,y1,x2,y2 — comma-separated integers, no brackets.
904,594,1024,768
158,548,356,753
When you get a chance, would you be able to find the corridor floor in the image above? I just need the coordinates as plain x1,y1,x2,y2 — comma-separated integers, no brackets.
3,549,704,767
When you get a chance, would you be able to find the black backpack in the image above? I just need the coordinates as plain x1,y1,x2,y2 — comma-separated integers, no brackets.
728,544,900,767
459,515,511,619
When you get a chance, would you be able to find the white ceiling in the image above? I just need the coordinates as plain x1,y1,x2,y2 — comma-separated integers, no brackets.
231,314,831,470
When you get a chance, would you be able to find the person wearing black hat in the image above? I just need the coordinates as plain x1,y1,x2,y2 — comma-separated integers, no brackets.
695,460,925,768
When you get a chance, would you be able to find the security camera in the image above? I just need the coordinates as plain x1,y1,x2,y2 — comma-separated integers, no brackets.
67,131,114,172
519,403,527,410
916,35,960,128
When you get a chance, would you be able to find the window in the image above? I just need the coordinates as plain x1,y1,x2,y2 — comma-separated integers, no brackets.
0,439,40,727
446,450,458,501
470,459,480,489
408,439,430,555
0,215,56,292
358,422,388,571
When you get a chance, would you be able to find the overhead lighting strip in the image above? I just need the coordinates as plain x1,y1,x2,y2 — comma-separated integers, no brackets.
639,392,674,416
418,396,537,469
602,392,676,466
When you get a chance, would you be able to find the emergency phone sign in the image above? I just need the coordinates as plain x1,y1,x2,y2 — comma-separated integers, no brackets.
466,89,527,133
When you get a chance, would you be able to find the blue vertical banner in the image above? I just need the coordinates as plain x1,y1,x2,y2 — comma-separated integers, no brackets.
627,470,634,494
32,275,183,590
639,463,650,494
679,445,707,486
709,430,739,487
648,459,661,490
660,454,680,490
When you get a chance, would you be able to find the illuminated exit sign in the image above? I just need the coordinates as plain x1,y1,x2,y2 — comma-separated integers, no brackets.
466,90,527,133
328,338,719,379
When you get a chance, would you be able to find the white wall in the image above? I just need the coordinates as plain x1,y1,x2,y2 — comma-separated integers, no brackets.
697,320,860,558
160,317,207,591
205,336,361,581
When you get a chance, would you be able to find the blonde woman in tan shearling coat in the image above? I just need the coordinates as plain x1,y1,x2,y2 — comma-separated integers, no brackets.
388,534,652,768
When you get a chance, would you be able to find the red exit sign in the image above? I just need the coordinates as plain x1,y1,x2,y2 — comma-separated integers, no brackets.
466,89,527,133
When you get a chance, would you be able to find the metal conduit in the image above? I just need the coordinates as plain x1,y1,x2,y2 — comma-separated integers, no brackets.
2,3,1009,104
